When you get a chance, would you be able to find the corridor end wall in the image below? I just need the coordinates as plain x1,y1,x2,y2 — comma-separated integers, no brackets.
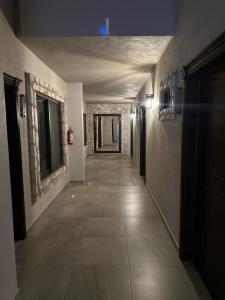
86,103,132,155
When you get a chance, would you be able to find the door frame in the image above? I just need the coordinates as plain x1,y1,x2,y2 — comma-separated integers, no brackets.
130,117,133,157
97,116,102,148
3,73,27,241
139,106,146,179
93,113,122,153
180,31,225,259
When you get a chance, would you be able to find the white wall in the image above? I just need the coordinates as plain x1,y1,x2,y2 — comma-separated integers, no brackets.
136,0,225,246
0,10,70,299
0,10,70,231
67,83,85,181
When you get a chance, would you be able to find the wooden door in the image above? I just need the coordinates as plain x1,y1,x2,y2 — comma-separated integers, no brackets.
139,107,146,180
195,63,225,299
98,117,102,148
4,74,26,241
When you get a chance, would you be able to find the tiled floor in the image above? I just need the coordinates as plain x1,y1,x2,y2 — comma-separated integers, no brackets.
15,155,212,300
97,142,120,152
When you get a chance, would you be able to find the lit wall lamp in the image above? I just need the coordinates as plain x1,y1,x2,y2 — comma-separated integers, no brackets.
130,109,135,119
145,93,154,109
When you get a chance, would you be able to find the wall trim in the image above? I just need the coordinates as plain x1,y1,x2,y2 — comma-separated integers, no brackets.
25,72,68,204
146,182,179,251
186,31,225,75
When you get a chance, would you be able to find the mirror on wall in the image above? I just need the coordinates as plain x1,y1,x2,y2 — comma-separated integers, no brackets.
94,114,121,153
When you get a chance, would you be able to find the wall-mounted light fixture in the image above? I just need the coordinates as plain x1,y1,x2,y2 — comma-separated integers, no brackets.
99,17,110,47
146,93,154,99
19,94,27,118
130,109,135,119
145,93,154,109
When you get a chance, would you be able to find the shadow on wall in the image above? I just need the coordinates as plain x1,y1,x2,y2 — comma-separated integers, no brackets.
0,0,17,31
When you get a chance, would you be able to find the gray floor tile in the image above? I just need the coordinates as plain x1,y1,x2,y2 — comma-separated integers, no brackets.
28,217,86,237
83,218,126,236
125,203,159,217
58,237,128,266
130,265,199,300
16,236,39,268
123,193,153,203
28,217,59,237
127,235,180,266
64,266,131,300
15,266,72,300
125,217,169,237
15,155,205,300
99,203,125,217
18,235,69,267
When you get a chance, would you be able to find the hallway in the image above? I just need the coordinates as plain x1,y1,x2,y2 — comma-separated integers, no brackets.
16,156,201,300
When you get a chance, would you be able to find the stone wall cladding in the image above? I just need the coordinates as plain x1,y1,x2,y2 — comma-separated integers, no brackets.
25,73,68,204
86,103,131,155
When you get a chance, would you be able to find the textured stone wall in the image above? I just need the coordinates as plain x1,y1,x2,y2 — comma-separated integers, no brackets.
86,103,131,155
83,101,88,158
25,73,68,204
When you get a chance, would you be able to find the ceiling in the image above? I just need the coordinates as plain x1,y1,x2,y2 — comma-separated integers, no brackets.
21,36,172,102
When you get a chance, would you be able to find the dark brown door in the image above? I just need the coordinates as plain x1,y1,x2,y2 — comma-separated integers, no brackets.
195,63,225,299
98,117,102,148
131,118,133,157
4,74,26,241
139,107,146,180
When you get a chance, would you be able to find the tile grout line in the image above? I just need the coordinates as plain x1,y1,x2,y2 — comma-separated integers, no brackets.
124,207,133,300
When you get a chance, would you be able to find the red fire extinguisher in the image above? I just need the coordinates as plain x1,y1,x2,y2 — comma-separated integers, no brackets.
67,127,74,145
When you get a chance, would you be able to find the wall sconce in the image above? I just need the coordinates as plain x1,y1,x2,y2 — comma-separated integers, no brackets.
130,110,135,119
145,94,154,109
146,93,154,99
19,94,27,118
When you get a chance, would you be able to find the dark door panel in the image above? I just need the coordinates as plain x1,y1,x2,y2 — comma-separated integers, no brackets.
180,32,225,300
4,74,26,241
196,65,225,299
139,107,146,179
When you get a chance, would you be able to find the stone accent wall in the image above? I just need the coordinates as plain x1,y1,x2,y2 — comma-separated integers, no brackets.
83,101,88,158
86,103,131,155
25,73,68,204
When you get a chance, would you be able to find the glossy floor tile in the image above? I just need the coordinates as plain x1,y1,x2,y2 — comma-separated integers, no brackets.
130,266,199,300
83,217,126,236
15,155,210,300
64,266,131,300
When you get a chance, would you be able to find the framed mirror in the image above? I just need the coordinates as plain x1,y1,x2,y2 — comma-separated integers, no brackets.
93,114,121,153
159,72,177,120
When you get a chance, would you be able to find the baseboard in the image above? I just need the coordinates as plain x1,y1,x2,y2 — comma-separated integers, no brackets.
133,157,140,172
146,182,179,251
12,288,19,300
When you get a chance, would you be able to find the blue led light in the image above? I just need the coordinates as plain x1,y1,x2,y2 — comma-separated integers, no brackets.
99,26,107,36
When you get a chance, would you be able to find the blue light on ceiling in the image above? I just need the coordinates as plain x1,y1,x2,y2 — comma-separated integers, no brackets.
99,26,107,36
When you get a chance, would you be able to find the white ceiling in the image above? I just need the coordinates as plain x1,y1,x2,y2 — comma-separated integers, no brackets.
21,36,172,102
